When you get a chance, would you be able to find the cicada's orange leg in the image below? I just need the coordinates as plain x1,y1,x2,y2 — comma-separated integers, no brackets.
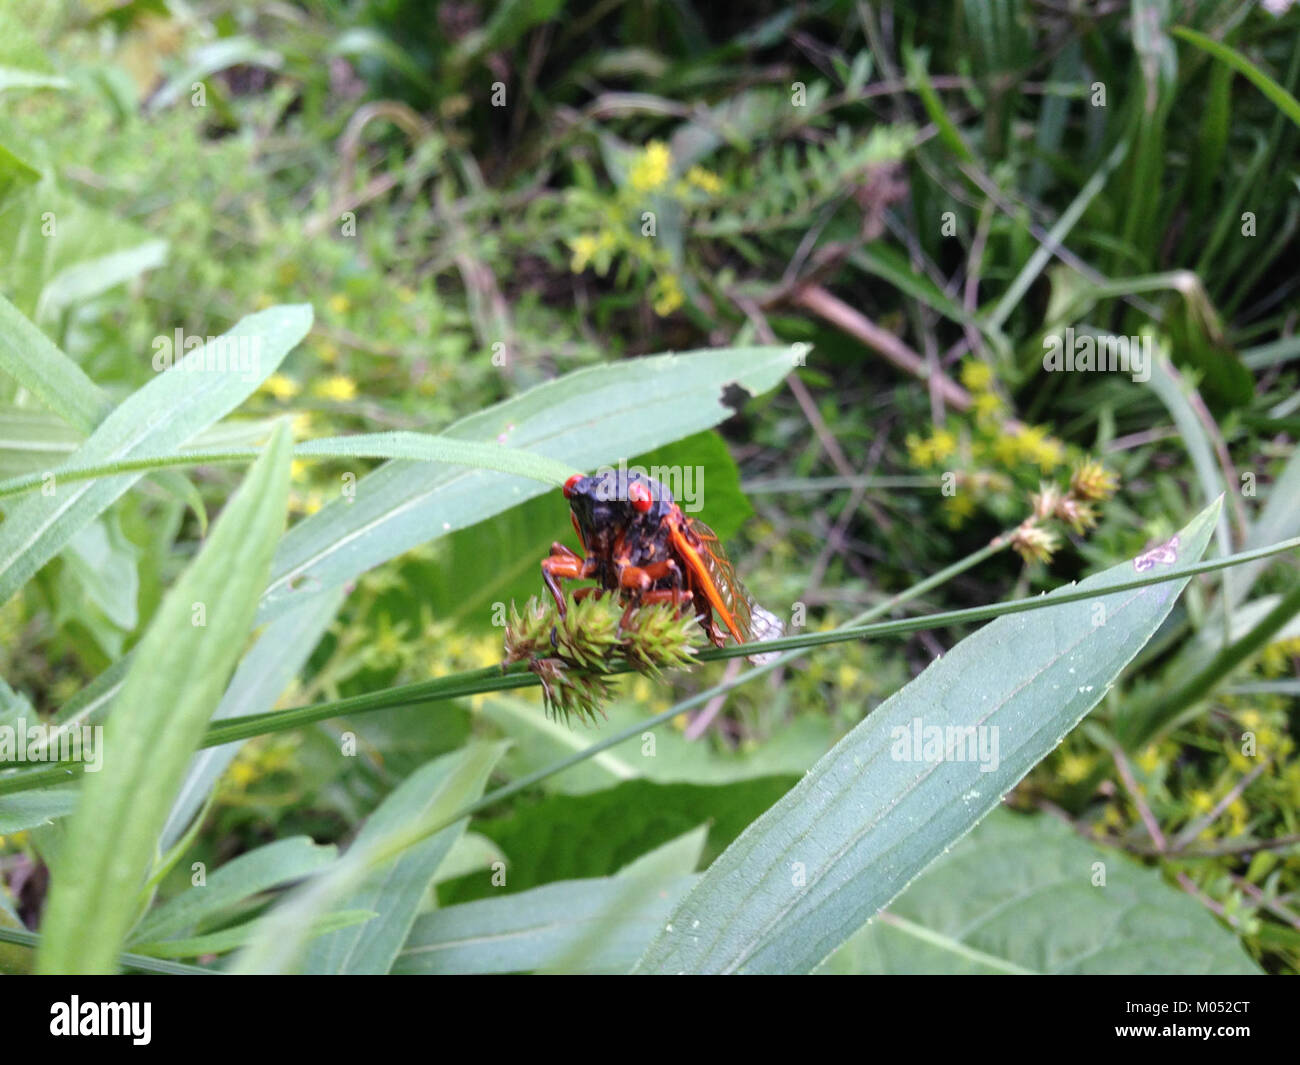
614,560,685,631
542,543,596,615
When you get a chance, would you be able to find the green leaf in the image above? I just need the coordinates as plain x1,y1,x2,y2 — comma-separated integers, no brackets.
128,836,338,945
35,422,293,974
439,777,796,906
0,292,106,432
0,784,79,834
35,240,168,324
160,587,346,849
400,875,697,974
0,142,40,204
635,499,1220,973
133,910,372,960
398,832,702,975
232,742,506,974
1173,27,1300,131
819,809,1259,974
257,346,792,623
302,746,503,974
0,304,310,606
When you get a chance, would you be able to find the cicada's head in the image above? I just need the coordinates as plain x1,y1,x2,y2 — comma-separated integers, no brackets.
562,470,674,556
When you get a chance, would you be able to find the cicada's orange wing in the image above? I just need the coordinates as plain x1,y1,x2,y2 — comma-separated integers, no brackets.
663,514,772,646
680,518,785,662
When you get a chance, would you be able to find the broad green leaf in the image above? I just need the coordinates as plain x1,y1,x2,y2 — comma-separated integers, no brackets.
0,407,81,476
635,499,1220,974
439,777,797,906
398,832,704,975
0,304,310,606
431,832,505,885
819,809,1259,974
35,239,169,324
302,745,503,974
128,836,338,945
0,292,106,432
0,784,78,834
256,346,793,624
35,423,293,974
482,694,829,796
399,875,697,975
232,741,505,974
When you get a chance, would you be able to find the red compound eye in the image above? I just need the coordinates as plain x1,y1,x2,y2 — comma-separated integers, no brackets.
628,480,653,513
563,474,583,499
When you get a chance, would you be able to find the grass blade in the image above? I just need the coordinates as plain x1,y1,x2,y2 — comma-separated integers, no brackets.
35,423,293,973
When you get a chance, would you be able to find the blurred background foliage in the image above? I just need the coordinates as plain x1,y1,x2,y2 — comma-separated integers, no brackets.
1,0,1299,971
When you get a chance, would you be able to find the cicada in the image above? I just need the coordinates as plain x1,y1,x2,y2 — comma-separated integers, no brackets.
541,471,785,663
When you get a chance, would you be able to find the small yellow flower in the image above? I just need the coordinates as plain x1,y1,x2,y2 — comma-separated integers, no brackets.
569,234,600,274
907,430,956,468
685,165,723,194
651,273,684,316
973,390,1003,421
1189,789,1216,814
1259,641,1291,677
929,429,957,463
312,375,357,402
960,360,994,392
1060,752,1092,783
629,141,672,193
991,430,1021,466
1228,797,1249,836
318,341,340,364
290,460,308,481
1136,746,1162,773
328,294,351,316
1071,459,1119,501
943,493,975,528
262,373,300,401
1016,425,1064,472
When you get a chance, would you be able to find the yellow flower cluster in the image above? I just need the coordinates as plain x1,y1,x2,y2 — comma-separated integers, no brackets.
312,374,357,402
629,140,672,192
684,165,723,194
262,372,300,401
905,427,957,467
651,273,684,317
568,229,616,274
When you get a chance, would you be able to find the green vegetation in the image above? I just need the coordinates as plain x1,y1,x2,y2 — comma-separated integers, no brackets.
0,0,1298,975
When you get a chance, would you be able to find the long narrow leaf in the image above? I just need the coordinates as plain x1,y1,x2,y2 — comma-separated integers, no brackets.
636,499,1220,973
35,423,293,974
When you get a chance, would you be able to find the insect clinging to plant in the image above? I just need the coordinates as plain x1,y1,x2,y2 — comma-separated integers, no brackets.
541,470,784,664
